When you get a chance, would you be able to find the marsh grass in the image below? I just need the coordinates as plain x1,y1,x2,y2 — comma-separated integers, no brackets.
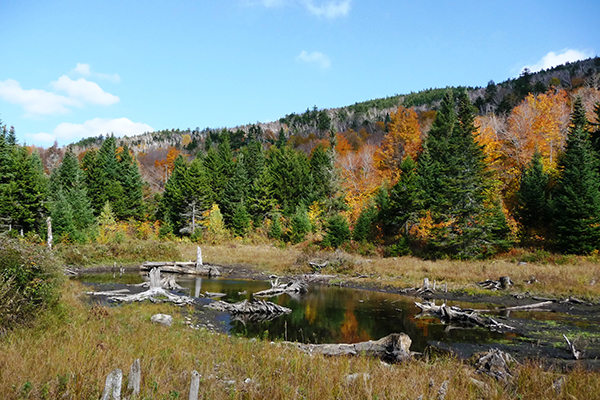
1,281,599,399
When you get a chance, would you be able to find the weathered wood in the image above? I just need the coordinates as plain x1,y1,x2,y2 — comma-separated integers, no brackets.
474,348,515,382
195,247,203,268
140,261,221,276
501,301,553,311
206,298,291,323
46,216,52,250
563,334,581,360
253,278,308,297
151,314,173,327
189,370,201,400
127,359,141,397
479,276,513,290
415,300,514,332
290,333,412,363
108,268,195,305
101,368,122,400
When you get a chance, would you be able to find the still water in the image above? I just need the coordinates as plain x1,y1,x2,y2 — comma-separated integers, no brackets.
81,273,518,352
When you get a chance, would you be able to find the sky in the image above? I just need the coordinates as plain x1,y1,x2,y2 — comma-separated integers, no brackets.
1,0,599,147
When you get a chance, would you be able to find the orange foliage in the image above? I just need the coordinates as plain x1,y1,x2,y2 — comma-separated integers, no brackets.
154,146,189,181
335,133,353,157
374,106,421,183
336,144,381,221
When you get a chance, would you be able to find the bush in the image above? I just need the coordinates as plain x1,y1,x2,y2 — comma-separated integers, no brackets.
289,207,312,244
0,239,60,333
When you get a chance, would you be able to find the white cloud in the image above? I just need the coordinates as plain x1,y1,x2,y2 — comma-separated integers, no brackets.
523,49,595,73
25,118,153,145
51,76,120,106
71,63,121,83
302,0,350,19
72,63,91,76
297,50,331,69
0,79,78,116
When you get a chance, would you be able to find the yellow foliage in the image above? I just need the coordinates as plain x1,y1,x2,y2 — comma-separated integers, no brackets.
182,134,192,147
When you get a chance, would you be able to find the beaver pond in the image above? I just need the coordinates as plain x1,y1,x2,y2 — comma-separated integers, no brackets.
79,272,600,363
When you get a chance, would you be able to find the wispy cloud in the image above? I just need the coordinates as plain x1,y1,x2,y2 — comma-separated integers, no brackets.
245,0,351,18
302,0,350,19
71,63,121,83
297,50,331,69
25,117,153,145
51,76,120,106
0,79,78,116
522,49,594,73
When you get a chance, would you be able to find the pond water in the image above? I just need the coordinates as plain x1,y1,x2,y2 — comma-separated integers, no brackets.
79,272,598,356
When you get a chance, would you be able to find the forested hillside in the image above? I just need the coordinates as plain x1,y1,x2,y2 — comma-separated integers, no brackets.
3,57,600,258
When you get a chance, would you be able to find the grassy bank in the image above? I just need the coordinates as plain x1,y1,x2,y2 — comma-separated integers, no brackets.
55,239,600,300
0,280,599,399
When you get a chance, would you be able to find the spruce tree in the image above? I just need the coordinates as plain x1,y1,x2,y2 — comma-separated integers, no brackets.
515,149,552,244
231,202,251,237
12,147,48,233
389,155,423,237
157,155,188,234
116,144,145,220
221,154,250,226
552,97,600,254
353,204,378,243
322,214,351,248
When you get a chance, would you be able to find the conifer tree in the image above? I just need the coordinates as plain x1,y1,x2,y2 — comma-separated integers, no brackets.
289,206,311,243
116,144,145,220
157,155,188,234
231,202,251,237
322,214,350,248
353,204,378,243
266,145,313,215
12,147,48,233
389,155,423,237
248,168,277,223
81,149,107,216
552,97,600,254
515,149,552,244
221,154,250,226
269,213,283,240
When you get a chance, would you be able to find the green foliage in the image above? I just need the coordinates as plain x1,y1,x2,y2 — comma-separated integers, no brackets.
321,214,351,248
0,238,60,332
552,97,600,254
231,202,251,237
289,207,311,244
515,149,552,244
352,205,378,243
269,214,283,240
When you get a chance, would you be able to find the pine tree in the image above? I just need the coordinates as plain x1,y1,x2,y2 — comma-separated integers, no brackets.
515,149,552,244
309,144,334,202
289,206,311,244
266,145,313,215
353,204,378,243
12,147,48,233
157,155,188,234
389,155,423,237
81,149,107,216
552,97,600,254
231,202,251,237
322,214,351,248
269,213,283,240
221,154,250,226
116,144,145,220
417,90,507,258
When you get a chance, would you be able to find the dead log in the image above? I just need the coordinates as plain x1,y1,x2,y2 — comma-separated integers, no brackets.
127,359,141,397
501,301,553,311
415,300,514,332
289,333,412,363
101,368,122,400
140,261,221,276
253,278,308,297
206,298,291,323
309,261,329,271
563,334,581,360
415,278,434,295
479,276,513,290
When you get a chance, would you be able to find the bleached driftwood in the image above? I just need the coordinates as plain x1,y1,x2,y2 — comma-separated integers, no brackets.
206,298,291,323
479,276,513,290
106,268,195,305
140,261,221,276
253,277,308,297
501,301,553,311
415,278,434,295
563,334,581,360
127,359,141,397
289,333,412,363
101,368,123,400
415,300,514,332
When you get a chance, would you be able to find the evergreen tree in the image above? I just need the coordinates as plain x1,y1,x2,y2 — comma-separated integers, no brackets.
515,149,552,244
157,155,188,234
322,214,351,248
247,168,277,223
289,206,311,244
417,90,507,258
389,155,423,237
310,144,334,201
353,204,378,242
81,149,107,216
266,145,313,215
49,150,95,241
221,154,250,226
552,97,600,254
12,147,48,233
269,213,283,240
231,202,251,237
116,144,145,220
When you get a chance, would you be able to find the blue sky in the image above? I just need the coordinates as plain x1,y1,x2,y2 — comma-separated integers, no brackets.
1,0,598,147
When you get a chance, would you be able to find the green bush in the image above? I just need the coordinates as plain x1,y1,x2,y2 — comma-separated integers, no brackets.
322,214,351,249
0,239,60,333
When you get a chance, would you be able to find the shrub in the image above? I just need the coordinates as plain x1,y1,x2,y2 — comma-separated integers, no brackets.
0,239,60,333
322,214,351,249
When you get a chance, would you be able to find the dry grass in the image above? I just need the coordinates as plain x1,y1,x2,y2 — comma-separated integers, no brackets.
1,280,599,399
175,242,600,300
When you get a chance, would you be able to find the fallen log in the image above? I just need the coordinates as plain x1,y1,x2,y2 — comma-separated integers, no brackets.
207,298,291,316
140,261,221,277
479,276,513,290
289,333,412,363
474,348,515,382
501,301,553,311
563,334,581,360
415,300,514,332
253,278,308,297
